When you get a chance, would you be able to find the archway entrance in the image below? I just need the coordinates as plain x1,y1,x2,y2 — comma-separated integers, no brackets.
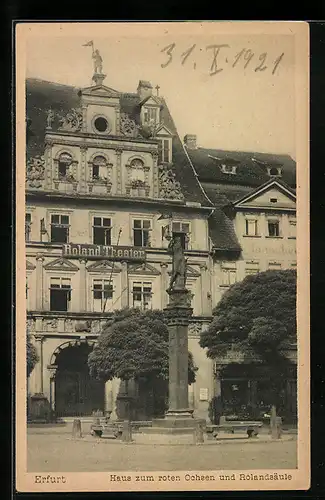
54,343,104,418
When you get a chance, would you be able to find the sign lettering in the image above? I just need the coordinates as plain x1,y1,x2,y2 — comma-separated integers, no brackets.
62,244,146,261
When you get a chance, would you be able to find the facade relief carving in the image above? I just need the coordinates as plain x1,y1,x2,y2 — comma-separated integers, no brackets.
58,108,83,132
26,155,45,188
27,318,36,332
158,164,184,201
188,322,202,337
120,113,139,137
45,318,58,331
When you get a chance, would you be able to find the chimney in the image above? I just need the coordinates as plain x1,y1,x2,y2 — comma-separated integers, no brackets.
184,134,197,150
137,80,153,101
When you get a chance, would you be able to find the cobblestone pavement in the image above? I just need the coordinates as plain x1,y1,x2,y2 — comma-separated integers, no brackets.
27,426,297,472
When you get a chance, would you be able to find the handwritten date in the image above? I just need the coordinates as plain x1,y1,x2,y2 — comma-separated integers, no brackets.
161,43,284,76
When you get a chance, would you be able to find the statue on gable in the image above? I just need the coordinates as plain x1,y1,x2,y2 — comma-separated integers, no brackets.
168,234,188,292
93,49,103,74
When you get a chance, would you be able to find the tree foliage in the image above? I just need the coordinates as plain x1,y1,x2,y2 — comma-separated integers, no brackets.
200,269,297,364
88,308,197,384
27,334,39,377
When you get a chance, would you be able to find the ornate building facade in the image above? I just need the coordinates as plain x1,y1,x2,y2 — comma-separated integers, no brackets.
26,74,216,421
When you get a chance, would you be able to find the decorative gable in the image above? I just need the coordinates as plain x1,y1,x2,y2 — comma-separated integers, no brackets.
44,258,79,271
128,262,160,276
156,125,173,137
78,85,120,98
26,260,36,270
234,181,296,211
86,260,121,273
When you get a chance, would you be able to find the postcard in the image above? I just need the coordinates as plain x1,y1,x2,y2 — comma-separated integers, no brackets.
16,21,310,493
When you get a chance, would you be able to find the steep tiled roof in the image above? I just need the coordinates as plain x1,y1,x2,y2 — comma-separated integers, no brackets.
186,146,296,188
26,78,211,207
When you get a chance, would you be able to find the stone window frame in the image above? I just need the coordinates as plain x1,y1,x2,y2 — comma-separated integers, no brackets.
87,151,113,184
125,155,151,194
220,262,237,287
53,149,78,182
91,114,112,135
130,279,154,310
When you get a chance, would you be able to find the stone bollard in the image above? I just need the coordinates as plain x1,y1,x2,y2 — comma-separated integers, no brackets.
72,419,82,439
270,406,282,439
193,421,204,445
121,420,132,443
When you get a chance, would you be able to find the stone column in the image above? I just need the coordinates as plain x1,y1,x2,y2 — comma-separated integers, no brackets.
151,151,159,197
104,380,114,418
164,289,193,417
79,258,88,312
160,263,169,309
115,148,123,195
79,146,88,194
48,365,58,413
35,254,44,310
33,334,44,394
121,261,129,308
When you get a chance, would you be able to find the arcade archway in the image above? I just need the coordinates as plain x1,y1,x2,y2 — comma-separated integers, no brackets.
52,341,104,418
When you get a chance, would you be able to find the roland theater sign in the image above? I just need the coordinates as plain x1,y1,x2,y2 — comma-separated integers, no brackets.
62,243,146,261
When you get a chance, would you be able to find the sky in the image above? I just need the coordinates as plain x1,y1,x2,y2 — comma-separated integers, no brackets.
23,23,296,157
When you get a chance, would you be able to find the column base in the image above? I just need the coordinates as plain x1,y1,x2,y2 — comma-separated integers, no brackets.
141,412,206,435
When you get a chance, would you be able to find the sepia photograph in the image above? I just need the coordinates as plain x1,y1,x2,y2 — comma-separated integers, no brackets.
15,21,309,492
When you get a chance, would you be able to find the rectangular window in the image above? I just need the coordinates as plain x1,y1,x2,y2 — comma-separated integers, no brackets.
93,217,112,245
289,219,296,238
144,107,157,124
268,262,282,270
93,279,113,312
268,220,280,237
158,139,170,163
245,219,258,236
245,268,260,276
222,268,237,286
25,213,32,242
50,214,70,243
172,222,190,250
50,277,71,312
132,282,152,310
133,219,151,247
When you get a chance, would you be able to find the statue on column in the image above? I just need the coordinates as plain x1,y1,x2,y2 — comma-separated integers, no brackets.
168,235,187,292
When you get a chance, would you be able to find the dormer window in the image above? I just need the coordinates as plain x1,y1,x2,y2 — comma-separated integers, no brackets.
268,166,282,177
221,164,237,175
144,107,158,125
158,139,171,164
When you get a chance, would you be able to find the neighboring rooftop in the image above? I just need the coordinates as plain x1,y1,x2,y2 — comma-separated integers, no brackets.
183,134,296,189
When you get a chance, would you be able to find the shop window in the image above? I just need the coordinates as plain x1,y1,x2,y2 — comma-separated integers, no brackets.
25,213,32,242
133,219,151,247
50,277,71,312
132,281,152,310
245,219,258,236
268,219,280,237
93,279,113,312
50,214,70,243
93,217,111,245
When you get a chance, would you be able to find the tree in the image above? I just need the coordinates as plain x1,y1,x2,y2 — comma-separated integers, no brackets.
27,334,39,378
200,270,297,417
88,308,197,418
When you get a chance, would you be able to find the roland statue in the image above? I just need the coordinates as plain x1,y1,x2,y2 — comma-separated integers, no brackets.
168,234,187,292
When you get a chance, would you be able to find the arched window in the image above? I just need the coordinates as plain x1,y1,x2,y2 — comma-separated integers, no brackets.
92,155,107,180
58,152,73,179
130,158,145,182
